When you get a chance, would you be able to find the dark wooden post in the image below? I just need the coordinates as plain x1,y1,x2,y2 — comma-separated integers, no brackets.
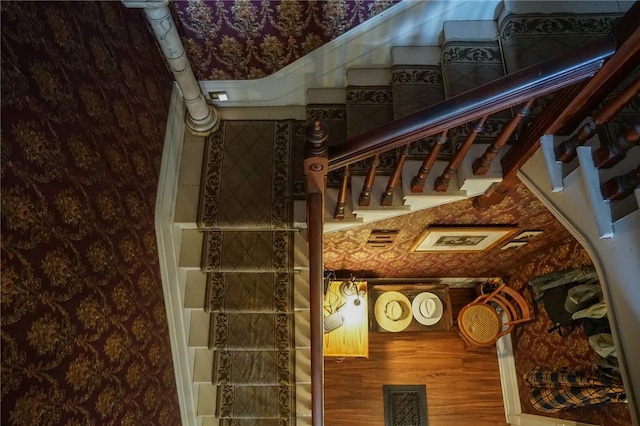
410,130,447,192
304,120,328,426
358,154,380,206
435,116,487,192
472,99,534,175
593,123,640,168
601,165,640,201
381,144,410,206
334,165,350,219
555,76,640,162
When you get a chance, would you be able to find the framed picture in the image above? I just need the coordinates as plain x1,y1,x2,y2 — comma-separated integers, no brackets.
501,241,528,251
513,230,543,241
409,226,519,253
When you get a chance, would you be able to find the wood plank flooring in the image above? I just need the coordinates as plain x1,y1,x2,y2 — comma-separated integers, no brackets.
324,289,508,426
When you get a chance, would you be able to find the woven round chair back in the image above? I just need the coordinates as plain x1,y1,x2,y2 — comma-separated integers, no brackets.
460,305,501,344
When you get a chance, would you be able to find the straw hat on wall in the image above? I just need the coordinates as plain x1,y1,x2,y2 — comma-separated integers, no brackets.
374,291,412,332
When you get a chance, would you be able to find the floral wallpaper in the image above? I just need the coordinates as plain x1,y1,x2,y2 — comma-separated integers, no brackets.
1,2,181,425
323,181,576,278
172,0,400,80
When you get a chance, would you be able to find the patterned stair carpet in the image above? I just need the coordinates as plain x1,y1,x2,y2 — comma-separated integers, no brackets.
198,120,294,230
205,272,293,313
201,230,293,272
199,120,297,424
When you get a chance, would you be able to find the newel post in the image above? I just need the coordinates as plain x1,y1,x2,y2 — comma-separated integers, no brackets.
122,0,221,136
304,121,328,426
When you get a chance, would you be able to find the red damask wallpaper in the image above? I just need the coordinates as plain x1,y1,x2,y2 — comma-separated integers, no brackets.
1,2,181,425
172,0,400,80
324,181,576,278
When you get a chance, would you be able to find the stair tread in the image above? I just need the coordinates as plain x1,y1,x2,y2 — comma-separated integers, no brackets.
206,272,294,314
198,120,294,230
209,312,295,351
213,349,295,386
217,385,295,421
202,230,294,273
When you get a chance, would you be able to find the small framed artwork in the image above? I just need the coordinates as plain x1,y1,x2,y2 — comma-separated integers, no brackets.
408,226,519,253
501,241,528,250
513,230,543,241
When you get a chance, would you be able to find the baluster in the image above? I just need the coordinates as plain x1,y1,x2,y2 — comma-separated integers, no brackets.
334,165,350,220
473,99,534,175
359,154,380,206
435,116,487,192
410,130,448,192
381,145,410,206
601,165,640,201
593,123,640,169
556,76,640,162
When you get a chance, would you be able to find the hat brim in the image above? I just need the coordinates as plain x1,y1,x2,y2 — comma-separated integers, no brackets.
412,292,444,326
374,291,412,332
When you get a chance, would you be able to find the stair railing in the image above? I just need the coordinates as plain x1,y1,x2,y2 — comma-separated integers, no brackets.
554,76,640,163
475,4,640,210
304,5,639,424
304,121,328,426
327,34,616,171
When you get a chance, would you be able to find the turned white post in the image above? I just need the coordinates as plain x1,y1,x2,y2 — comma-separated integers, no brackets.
122,0,220,136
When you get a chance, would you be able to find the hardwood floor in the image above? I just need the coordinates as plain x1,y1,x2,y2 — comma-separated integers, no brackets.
324,288,508,426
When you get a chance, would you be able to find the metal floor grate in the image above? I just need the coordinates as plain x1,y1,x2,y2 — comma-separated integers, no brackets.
383,385,428,426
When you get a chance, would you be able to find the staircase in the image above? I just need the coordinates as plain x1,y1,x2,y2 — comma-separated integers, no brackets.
159,3,640,425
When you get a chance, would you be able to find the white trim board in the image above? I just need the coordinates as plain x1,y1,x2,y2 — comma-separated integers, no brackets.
497,335,597,426
199,0,502,107
155,84,199,426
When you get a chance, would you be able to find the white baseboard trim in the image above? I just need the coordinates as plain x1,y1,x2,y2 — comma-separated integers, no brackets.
497,335,597,426
155,84,198,425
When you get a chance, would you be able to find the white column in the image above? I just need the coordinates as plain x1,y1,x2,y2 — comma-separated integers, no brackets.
122,1,220,136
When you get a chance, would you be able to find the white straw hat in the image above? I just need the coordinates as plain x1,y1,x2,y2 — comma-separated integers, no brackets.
412,292,444,326
374,291,412,332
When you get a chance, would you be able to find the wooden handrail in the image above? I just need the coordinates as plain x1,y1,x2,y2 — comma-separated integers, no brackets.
304,121,328,426
327,34,615,171
307,192,325,426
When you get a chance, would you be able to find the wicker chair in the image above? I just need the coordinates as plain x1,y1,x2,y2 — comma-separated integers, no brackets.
457,283,531,348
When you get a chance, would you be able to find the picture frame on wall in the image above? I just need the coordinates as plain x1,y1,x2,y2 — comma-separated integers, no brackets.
408,226,519,253
501,241,528,251
513,230,544,241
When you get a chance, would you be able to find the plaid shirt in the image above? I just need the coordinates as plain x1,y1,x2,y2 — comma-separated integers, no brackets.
525,367,626,413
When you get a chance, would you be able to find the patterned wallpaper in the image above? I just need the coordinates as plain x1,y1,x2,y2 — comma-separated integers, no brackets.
172,0,400,80
324,181,577,279
1,3,181,425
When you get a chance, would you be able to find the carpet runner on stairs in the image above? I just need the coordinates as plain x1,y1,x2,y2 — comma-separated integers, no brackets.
198,120,294,230
201,230,293,272
198,120,297,425
205,272,293,313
